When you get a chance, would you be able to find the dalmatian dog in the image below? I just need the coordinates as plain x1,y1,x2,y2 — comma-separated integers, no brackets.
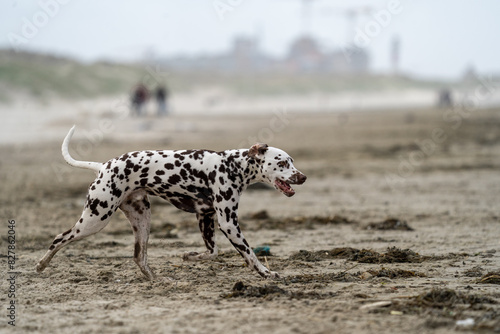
36,126,306,280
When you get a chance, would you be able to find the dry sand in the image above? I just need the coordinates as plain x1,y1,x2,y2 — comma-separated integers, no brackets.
1,106,500,333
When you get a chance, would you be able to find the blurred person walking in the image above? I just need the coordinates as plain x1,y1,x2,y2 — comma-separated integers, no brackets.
155,85,168,116
131,83,149,116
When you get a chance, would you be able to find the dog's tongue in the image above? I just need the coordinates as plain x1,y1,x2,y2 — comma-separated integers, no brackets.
276,179,295,197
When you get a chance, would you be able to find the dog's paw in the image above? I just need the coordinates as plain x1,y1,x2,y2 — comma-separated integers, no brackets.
182,251,198,261
182,251,208,261
35,262,46,273
264,271,280,280
141,267,156,281
183,251,217,261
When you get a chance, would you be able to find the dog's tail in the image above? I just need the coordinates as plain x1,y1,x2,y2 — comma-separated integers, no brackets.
62,126,102,174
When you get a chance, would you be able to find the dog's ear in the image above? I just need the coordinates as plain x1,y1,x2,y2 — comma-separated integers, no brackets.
248,143,268,158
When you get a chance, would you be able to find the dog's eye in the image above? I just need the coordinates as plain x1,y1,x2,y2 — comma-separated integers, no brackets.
277,161,289,168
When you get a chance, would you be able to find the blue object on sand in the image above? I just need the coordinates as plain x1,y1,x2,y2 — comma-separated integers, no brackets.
253,246,271,256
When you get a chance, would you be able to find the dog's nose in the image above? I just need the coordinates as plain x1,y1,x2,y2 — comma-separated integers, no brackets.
293,173,306,185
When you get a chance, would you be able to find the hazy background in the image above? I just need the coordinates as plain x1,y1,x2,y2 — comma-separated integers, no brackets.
2,0,500,78
1,0,499,143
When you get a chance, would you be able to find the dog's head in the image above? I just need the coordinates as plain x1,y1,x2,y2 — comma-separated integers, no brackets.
248,143,307,197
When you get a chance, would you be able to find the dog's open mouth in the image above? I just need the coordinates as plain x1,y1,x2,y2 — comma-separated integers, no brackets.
275,179,295,197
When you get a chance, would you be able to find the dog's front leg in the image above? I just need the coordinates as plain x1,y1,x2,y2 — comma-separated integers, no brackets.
214,202,279,279
183,212,219,261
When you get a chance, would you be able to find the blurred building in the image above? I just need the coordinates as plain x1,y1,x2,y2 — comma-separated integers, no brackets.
160,34,369,74
286,35,369,73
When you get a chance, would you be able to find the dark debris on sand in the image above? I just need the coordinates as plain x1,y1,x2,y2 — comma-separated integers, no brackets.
365,218,414,231
414,288,497,308
478,272,500,284
286,267,424,284
368,267,425,279
289,247,424,264
361,288,500,331
223,281,336,300
380,288,500,331
227,281,288,298
243,211,358,230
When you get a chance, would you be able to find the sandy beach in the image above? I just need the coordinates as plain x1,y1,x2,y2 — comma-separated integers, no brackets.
1,102,500,333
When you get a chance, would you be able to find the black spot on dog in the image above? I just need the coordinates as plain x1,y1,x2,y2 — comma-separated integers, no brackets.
164,163,174,170
208,171,216,184
169,196,196,213
168,174,181,185
134,242,141,258
132,202,144,215
125,159,134,169
220,188,233,201
233,242,248,254
111,187,122,198
119,153,129,161
193,150,205,160
87,198,101,216
224,207,231,222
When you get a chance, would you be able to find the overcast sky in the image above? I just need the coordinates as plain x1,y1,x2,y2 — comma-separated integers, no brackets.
1,0,499,79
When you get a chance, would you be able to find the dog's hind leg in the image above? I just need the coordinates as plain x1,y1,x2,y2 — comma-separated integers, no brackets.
36,193,116,273
183,211,219,261
119,189,155,280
